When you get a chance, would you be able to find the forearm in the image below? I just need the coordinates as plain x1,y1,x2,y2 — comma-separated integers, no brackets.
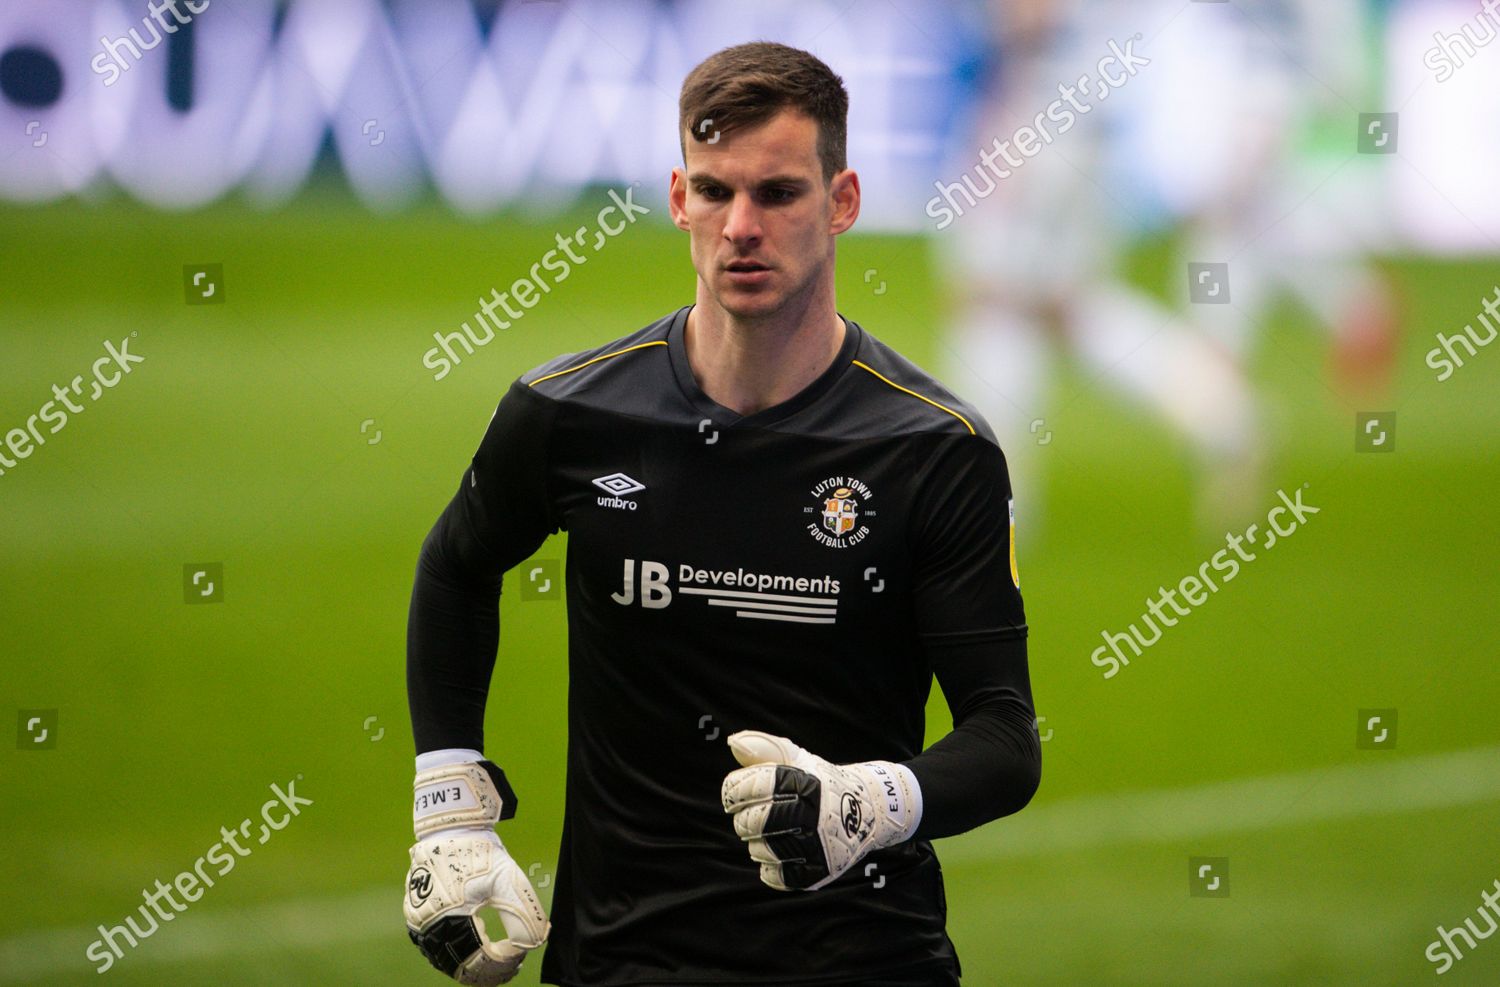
903,631,1041,841
406,502,503,754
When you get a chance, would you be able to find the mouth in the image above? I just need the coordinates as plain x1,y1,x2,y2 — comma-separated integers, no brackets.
723,260,773,288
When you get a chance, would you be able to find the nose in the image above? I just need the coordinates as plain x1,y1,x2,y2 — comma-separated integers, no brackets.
722,192,762,249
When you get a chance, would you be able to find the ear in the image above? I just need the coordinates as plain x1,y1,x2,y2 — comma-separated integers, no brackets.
668,166,691,232
828,168,860,236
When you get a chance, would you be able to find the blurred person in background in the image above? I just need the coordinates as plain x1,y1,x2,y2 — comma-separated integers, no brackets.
935,0,1397,534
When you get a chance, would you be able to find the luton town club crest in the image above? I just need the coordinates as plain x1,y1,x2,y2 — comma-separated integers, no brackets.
823,489,858,535
805,475,875,548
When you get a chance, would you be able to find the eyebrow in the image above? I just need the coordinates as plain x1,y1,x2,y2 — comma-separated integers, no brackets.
687,172,813,188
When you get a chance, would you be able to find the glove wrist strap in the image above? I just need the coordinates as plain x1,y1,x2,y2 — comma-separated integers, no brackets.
865,761,923,845
412,760,517,839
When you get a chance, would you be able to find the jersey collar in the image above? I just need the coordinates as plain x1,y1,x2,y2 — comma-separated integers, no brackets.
666,304,863,430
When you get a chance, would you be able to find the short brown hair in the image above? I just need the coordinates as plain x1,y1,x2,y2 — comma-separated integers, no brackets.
678,42,849,182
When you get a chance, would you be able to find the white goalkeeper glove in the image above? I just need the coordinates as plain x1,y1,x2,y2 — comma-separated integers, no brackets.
720,730,922,892
404,755,550,985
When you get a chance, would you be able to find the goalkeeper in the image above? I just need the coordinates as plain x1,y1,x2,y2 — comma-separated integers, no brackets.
404,41,1042,987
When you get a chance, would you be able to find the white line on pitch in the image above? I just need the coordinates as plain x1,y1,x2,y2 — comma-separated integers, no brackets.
0,888,394,983
940,744,1500,864
6,747,1498,979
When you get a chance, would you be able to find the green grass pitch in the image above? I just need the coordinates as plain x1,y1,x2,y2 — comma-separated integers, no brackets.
1,188,1498,985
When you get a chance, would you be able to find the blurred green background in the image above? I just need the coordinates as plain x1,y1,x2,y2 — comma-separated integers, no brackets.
2,186,1498,986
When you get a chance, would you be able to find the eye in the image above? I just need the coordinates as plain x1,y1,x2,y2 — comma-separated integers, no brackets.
762,187,796,204
697,184,728,201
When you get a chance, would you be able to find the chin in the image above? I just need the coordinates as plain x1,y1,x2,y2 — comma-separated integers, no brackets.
714,288,785,320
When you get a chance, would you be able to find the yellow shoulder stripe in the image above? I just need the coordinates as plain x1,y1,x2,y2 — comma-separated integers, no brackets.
851,360,975,435
528,340,668,387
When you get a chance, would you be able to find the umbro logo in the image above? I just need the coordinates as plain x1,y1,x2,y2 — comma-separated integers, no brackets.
592,472,645,496
593,472,644,511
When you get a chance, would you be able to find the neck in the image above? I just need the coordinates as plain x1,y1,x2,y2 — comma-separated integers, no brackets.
684,282,845,417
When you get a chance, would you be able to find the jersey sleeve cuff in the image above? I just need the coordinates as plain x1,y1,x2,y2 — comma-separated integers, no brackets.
415,747,485,772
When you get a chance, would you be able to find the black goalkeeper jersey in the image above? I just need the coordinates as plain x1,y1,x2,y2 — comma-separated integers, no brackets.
407,305,1040,986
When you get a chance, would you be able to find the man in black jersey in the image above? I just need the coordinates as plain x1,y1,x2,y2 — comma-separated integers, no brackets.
403,41,1041,987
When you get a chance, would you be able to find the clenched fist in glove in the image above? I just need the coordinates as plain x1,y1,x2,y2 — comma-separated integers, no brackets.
405,756,550,985
720,730,923,892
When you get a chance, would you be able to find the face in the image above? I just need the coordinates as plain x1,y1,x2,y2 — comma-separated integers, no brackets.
669,108,859,322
